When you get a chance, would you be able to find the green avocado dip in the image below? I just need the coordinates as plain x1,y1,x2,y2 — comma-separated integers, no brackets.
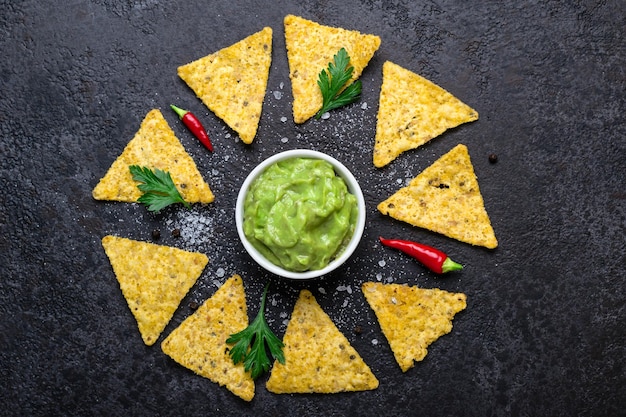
243,157,358,272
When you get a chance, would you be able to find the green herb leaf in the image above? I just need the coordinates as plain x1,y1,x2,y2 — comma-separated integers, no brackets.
226,282,285,380
129,165,191,213
315,47,362,119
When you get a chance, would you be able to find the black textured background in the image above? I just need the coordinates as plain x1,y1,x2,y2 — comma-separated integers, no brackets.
1,1,625,416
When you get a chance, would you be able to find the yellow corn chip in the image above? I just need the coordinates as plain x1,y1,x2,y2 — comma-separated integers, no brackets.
161,274,254,401
373,61,479,167
284,14,381,123
362,282,466,372
378,144,498,248
92,109,214,204
177,27,272,144
101,235,208,346
266,289,378,394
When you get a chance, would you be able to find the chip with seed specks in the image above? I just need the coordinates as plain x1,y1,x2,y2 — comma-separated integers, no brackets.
378,144,498,248
161,274,255,402
266,289,378,394
92,109,214,204
284,14,381,124
177,27,272,144
362,282,467,372
373,61,479,168
101,235,208,346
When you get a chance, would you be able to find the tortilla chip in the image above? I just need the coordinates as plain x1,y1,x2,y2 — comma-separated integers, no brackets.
92,109,214,204
284,14,381,123
378,144,498,248
161,275,255,402
177,27,272,144
266,289,378,394
101,235,208,346
362,282,466,372
373,61,479,167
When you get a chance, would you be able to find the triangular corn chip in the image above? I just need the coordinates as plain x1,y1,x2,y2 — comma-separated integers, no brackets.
177,27,272,144
378,144,497,248
161,274,255,401
101,235,208,346
373,61,478,167
362,282,466,372
92,109,214,204
284,14,381,123
266,289,378,394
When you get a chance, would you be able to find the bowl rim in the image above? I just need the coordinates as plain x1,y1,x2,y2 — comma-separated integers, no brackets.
235,149,366,279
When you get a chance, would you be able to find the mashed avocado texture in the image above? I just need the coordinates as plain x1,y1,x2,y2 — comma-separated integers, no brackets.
243,157,358,272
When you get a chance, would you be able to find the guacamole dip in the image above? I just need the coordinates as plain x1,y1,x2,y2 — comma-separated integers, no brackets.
243,157,358,272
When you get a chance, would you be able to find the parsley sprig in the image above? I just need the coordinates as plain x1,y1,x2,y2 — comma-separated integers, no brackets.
129,165,191,212
315,47,362,119
226,282,285,380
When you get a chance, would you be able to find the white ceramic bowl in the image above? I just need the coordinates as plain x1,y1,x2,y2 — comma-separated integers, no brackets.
235,149,366,279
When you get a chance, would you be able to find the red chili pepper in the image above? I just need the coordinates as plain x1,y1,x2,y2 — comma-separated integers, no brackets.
379,237,463,274
170,104,213,152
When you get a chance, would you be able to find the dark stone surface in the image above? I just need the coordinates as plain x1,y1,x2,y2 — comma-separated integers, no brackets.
1,0,624,416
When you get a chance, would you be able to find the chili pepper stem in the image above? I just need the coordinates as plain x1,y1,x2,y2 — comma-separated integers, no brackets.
170,104,187,119
441,257,463,273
